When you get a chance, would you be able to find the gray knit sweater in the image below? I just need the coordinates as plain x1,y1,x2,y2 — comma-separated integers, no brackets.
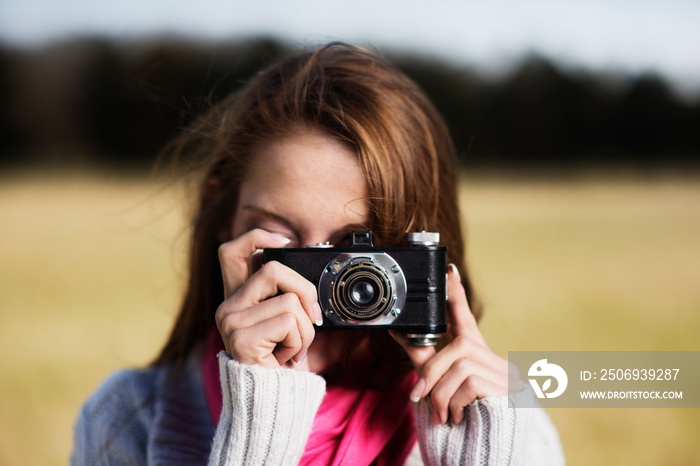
72,351,564,465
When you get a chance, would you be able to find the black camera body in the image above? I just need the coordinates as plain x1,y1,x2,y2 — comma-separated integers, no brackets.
262,230,447,346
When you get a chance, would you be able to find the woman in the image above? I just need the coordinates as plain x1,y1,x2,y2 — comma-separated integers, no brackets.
72,43,564,465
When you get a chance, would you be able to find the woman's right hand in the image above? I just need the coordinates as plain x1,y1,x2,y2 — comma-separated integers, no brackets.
215,229,323,368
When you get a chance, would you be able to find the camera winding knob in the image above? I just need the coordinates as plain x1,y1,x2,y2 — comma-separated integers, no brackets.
406,231,440,246
307,242,333,248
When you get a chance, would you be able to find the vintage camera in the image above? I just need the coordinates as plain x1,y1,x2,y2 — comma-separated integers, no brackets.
263,230,447,346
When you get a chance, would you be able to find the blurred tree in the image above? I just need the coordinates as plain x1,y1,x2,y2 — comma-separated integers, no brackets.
0,36,698,168
76,36,287,165
613,74,696,160
0,45,25,162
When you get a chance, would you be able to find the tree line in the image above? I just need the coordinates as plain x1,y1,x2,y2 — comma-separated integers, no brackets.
1,36,698,168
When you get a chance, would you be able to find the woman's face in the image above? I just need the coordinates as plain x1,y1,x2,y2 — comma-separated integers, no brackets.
232,130,369,248
227,130,370,371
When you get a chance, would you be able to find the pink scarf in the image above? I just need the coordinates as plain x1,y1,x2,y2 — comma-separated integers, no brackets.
201,328,416,466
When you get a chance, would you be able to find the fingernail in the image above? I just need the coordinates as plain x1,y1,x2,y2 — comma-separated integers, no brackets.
297,349,308,363
410,378,426,403
313,303,324,326
269,232,291,244
448,263,460,280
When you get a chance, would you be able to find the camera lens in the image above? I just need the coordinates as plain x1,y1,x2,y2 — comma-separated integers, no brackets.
350,280,377,306
318,251,408,326
333,259,393,321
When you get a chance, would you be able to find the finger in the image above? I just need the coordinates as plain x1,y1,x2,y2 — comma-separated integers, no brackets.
283,353,311,371
217,292,315,360
417,336,508,399
231,260,322,325
447,376,508,425
507,361,522,388
218,292,315,338
430,358,509,425
227,313,304,368
446,264,485,346
218,228,291,298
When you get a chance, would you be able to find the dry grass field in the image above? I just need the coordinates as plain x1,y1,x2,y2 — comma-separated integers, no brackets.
1,168,699,465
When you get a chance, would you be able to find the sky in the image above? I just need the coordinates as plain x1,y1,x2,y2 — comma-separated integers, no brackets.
2,0,699,96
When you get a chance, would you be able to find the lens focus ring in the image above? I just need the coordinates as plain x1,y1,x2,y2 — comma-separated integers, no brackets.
319,252,406,326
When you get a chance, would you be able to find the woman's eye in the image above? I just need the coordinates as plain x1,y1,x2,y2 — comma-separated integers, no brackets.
335,233,353,248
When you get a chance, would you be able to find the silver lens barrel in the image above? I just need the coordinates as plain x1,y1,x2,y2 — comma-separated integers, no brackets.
318,252,407,326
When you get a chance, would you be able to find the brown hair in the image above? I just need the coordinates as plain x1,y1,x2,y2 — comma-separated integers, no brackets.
152,43,479,369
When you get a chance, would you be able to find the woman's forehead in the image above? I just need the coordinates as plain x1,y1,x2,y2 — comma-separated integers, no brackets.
239,131,369,225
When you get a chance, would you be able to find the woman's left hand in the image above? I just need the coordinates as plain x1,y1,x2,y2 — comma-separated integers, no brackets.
391,264,518,425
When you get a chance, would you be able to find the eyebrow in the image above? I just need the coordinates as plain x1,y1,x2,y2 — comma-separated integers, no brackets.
240,204,369,242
